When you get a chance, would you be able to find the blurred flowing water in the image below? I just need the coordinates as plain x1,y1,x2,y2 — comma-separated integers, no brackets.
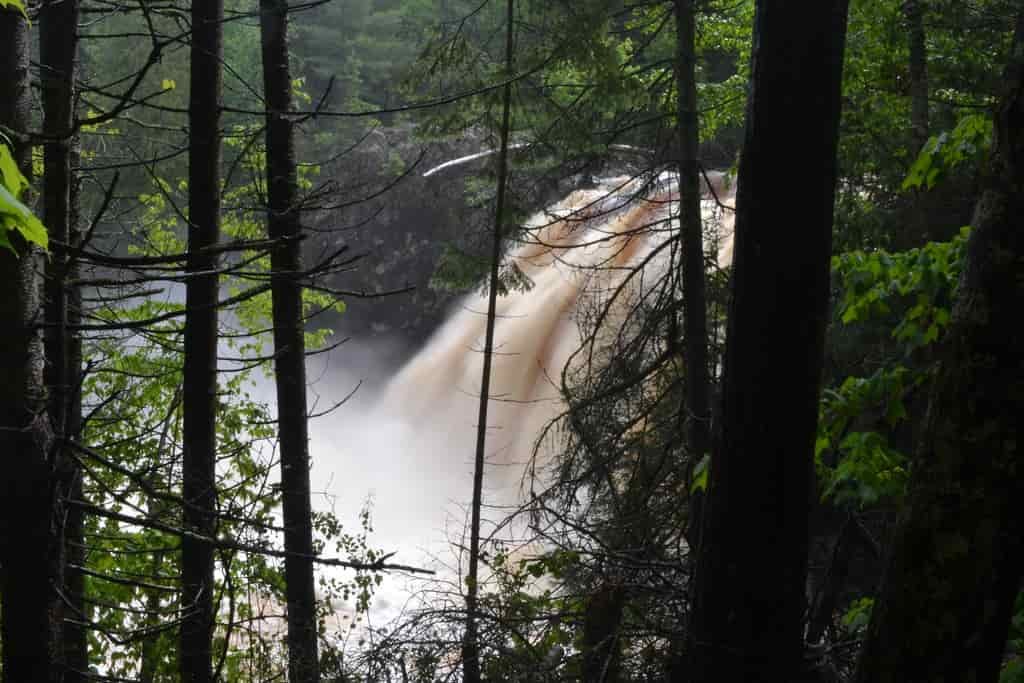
305,171,736,635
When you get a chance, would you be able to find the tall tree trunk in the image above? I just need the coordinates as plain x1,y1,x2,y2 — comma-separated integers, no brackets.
259,2,320,681
901,0,936,250
687,2,850,681
581,583,625,682
905,0,929,154
41,0,77,441
462,1,515,680
0,8,62,681
673,0,711,545
139,551,168,683
181,1,224,680
39,0,86,678
854,12,1024,683
62,160,87,680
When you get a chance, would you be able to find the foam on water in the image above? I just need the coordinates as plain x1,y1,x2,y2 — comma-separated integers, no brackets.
308,171,736,634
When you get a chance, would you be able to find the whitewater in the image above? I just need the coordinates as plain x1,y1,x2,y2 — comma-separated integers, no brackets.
301,168,737,635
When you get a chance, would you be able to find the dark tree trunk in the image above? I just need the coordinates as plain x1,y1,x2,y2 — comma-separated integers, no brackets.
181,1,223,681
854,13,1024,683
62,164,87,680
462,2,515,681
41,0,77,440
687,2,850,681
900,0,940,250
905,0,929,153
581,583,625,682
259,2,320,681
673,0,711,546
139,551,167,683
39,1,85,678
0,8,62,681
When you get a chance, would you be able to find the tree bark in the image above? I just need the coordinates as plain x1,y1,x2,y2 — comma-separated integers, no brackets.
0,8,62,681
673,0,711,546
899,0,936,250
905,0,930,154
853,12,1024,683
139,551,168,683
462,2,515,680
39,0,86,678
581,583,625,682
62,158,87,681
181,1,224,680
259,2,320,681
687,2,850,680
41,0,78,440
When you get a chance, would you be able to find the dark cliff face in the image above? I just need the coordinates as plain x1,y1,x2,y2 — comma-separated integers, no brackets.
306,126,647,372
304,128,486,369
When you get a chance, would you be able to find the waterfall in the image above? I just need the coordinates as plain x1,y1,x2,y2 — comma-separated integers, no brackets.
304,167,736,637
380,171,736,511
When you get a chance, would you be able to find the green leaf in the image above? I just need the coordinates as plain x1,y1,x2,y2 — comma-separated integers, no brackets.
0,143,28,197
0,0,29,20
0,185,48,250
690,454,710,494
902,145,933,191
161,79,176,91
841,597,874,634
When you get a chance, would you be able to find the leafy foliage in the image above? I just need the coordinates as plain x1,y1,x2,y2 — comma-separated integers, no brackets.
903,114,992,190
817,230,967,509
0,138,47,251
841,597,875,635
834,229,966,351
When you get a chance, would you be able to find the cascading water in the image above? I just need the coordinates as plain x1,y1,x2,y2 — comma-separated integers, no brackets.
381,170,735,509
308,168,736,632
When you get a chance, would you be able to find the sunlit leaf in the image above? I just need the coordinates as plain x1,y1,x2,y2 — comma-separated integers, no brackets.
690,454,710,494
0,184,48,249
0,0,29,20
0,143,28,197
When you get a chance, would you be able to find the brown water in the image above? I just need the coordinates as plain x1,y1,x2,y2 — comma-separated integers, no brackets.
305,169,736,636
382,172,735,508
